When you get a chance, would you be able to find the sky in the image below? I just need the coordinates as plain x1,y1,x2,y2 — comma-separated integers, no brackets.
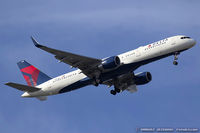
1,0,200,132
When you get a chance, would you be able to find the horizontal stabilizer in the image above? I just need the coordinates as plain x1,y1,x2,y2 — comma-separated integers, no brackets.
5,82,41,92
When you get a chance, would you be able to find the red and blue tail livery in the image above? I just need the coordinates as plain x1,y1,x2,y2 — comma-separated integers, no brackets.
17,60,51,86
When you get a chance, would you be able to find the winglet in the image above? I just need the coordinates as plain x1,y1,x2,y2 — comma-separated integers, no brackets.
31,36,42,48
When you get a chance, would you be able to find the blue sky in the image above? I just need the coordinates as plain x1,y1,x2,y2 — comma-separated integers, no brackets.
1,0,200,132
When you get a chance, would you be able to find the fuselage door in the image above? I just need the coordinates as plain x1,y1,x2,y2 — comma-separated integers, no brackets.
136,48,141,57
171,37,176,46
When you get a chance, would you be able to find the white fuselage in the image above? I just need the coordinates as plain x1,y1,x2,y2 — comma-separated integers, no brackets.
22,35,196,97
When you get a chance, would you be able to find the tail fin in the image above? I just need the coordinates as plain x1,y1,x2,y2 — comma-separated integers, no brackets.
17,60,51,86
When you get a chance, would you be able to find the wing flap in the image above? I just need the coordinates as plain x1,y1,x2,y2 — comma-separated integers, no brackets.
126,84,138,93
36,96,47,101
5,82,41,92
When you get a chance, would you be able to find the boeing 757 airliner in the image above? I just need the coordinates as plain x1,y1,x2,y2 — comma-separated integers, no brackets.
5,35,196,101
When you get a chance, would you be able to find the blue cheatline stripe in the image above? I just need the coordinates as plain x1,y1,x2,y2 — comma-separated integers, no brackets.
59,77,93,93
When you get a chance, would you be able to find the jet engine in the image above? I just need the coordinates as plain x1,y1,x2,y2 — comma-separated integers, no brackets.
134,72,152,85
98,56,121,70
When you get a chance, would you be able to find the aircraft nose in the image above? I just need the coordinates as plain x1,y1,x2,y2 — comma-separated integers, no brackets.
190,39,196,47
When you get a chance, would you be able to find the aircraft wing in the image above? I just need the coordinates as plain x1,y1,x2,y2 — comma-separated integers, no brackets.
5,82,41,92
31,37,102,78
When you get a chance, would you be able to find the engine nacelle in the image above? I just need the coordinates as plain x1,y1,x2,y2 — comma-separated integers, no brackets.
99,56,121,70
134,72,152,85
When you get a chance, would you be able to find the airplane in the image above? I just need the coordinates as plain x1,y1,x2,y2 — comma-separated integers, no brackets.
5,35,196,101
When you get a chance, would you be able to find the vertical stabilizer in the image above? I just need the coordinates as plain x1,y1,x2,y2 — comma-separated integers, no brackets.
17,60,51,86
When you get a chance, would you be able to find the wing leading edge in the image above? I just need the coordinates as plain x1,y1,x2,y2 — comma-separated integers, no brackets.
31,36,102,78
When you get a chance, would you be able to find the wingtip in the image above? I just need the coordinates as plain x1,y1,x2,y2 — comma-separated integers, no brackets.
31,36,42,48
5,82,12,86
4,82,9,85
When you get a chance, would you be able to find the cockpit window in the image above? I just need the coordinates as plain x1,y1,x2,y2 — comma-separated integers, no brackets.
181,36,191,39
